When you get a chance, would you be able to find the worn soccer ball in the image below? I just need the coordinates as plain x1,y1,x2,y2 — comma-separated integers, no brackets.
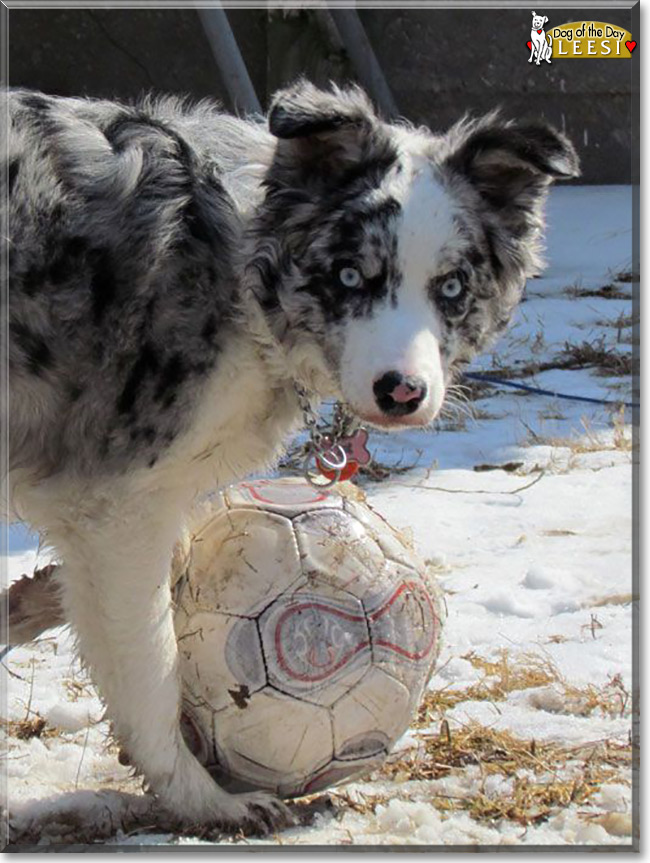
172,477,444,798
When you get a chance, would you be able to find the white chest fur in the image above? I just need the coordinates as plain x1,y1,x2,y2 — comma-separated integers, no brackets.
152,336,302,499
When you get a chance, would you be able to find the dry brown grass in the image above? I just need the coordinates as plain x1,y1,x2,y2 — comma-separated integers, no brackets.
1,715,59,741
595,310,638,343
476,334,634,385
373,720,631,827
612,271,638,284
523,408,633,456
412,650,557,718
563,675,631,720
564,282,631,300
414,650,631,722
364,651,633,829
557,340,634,378
63,678,95,702
588,593,637,608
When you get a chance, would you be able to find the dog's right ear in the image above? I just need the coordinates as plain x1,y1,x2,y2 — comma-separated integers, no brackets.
268,79,389,181
269,79,375,140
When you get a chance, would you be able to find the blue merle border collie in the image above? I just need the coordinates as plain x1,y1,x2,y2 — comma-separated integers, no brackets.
3,80,578,834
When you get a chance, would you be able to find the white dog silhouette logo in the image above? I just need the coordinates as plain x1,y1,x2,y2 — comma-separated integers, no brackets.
529,11,552,64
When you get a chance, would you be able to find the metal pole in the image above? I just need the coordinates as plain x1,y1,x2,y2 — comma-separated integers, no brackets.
327,8,399,120
197,6,262,115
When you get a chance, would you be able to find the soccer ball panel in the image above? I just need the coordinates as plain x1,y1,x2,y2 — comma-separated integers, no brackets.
214,690,333,793
176,612,266,713
224,477,344,517
298,756,384,796
259,586,372,706
365,562,444,698
332,667,411,758
187,509,302,616
343,498,423,571
293,509,386,598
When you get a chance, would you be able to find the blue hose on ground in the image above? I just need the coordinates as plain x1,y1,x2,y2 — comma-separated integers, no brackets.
464,373,639,409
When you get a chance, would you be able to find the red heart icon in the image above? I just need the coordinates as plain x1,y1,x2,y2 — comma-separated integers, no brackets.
625,40,637,53
527,40,532,50
537,29,542,34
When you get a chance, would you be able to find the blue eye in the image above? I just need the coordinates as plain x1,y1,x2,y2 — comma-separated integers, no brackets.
337,265,363,289
440,275,464,300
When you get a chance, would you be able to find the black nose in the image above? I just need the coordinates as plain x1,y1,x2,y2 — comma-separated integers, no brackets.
373,372,428,416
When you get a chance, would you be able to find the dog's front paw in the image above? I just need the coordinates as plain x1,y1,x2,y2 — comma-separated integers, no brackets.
156,750,294,837
160,787,294,839
220,791,295,836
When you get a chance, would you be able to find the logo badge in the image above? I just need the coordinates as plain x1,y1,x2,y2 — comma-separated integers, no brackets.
527,14,636,60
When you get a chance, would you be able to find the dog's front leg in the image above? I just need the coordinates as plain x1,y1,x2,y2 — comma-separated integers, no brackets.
528,41,536,62
48,489,291,834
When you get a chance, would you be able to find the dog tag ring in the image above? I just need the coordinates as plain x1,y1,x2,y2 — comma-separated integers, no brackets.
315,428,371,482
316,441,348,472
304,440,348,488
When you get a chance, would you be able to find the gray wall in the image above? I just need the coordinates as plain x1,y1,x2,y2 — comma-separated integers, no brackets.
8,6,635,184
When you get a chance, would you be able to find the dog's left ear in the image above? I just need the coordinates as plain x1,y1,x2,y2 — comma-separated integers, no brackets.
268,79,390,181
544,16,549,23
445,114,580,236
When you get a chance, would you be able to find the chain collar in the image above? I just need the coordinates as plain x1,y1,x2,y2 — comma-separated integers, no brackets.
239,277,371,487
293,383,371,488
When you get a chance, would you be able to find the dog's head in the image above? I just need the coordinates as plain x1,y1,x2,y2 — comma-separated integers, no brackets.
531,12,549,30
249,80,578,429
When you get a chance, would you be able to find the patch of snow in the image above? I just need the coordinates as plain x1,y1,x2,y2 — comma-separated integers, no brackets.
479,590,538,618
44,702,98,734
522,565,558,590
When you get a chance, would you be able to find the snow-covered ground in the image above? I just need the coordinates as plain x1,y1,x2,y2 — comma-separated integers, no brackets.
2,186,636,848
